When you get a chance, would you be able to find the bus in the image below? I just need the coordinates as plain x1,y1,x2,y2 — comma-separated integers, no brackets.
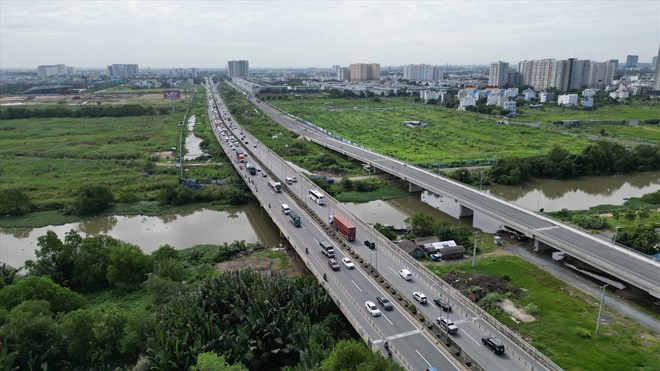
309,189,326,205
269,180,282,193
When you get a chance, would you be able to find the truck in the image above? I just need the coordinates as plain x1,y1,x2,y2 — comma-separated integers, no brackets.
234,148,245,163
289,211,301,227
268,180,282,193
329,215,356,241
319,240,335,258
246,163,256,175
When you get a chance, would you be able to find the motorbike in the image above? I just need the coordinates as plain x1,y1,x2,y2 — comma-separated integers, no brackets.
323,273,327,281
305,247,309,254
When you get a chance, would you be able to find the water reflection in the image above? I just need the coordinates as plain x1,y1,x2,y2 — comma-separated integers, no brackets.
77,216,118,235
487,172,659,212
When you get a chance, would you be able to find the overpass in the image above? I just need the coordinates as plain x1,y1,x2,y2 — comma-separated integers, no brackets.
206,79,559,371
232,85,660,300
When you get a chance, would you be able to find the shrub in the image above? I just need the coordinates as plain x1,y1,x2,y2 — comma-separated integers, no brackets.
524,302,539,315
575,327,593,338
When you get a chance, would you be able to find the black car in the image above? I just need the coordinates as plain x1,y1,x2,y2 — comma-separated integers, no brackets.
482,336,505,354
376,296,393,311
328,258,340,271
433,298,452,312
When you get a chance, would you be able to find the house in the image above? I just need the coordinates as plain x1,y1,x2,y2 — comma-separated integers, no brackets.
582,88,597,98
413,236,440,247
557,94,578,107
459,96,476,108
609,90,630,99
581,97,594,108
523,88,536,101
396,240,426,259
539,92,555,103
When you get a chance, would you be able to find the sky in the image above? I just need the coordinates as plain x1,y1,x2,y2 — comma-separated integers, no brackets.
1,0,659,69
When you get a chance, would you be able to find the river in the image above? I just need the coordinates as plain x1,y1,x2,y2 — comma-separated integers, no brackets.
1,171,657,268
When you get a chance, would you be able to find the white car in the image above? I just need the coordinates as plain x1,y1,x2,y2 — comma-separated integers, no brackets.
342,258,355,269
365,301,381,317
413,291,428,304
399,269,412,280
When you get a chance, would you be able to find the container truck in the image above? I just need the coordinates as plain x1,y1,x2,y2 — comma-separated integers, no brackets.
330,215,356,241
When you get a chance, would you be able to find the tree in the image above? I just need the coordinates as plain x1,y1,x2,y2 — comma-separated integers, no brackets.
106,244,151,291
404,213,435,238
71,235,116,292
0,263,19,289
74,184,114,215
194,352,247,371
0,275,84,313
60,309,96,365
0,300,63,370
320,339,401,371
24,230,74,286
0,188,31,216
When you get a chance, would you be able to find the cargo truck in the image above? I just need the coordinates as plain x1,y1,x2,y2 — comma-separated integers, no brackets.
319,240,335,258
329,215,356,241
289,211,301,227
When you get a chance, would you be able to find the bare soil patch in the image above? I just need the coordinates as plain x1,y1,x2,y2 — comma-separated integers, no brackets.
500,298,536,322
216,252,311,277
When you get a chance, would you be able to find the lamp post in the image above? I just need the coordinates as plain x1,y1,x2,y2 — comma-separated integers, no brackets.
613,226,621,246
595,284,608,334
472,231,479,268
479,170,483,190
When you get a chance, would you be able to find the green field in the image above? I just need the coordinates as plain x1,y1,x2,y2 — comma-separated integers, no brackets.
516,103,660,124
427,255,660,370
270,97,593,164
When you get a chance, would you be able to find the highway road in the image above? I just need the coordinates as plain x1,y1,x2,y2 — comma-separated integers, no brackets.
241,88,660,300
205,82,463,371
206,80,557,371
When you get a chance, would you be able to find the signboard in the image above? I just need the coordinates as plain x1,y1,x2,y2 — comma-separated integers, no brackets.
163,90,181,99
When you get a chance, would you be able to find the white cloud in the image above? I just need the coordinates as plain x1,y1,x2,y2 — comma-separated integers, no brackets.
1,0,658,68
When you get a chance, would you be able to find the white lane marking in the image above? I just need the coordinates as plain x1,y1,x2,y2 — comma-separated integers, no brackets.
461,329,481,346
415,349,432,368
380,312,394,326
351,280,363,292
372,328,422,343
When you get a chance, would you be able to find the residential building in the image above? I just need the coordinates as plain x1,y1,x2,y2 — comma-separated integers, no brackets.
609,59,619,69
581,88,596,98
505,87,518,98
610,90,630,99
539,92,555,103
420,90,440,101
459,96,476,108
654,45,660,91
227,60,249,78
625,55,639,69
332,65,340,73
107,64,139,77
404,64,442,81
582,97,593,108
502,100,516,114
37,64,68,77
557,94,578,106
486,93,500,106
489,61,509,86
587,61,615,89
523,88,536,101
349,63,380,81
337,67,350,81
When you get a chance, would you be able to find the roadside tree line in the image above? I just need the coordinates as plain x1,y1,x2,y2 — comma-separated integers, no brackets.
0,104,171,120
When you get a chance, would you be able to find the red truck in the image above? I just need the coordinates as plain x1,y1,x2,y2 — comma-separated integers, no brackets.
330,215,356,241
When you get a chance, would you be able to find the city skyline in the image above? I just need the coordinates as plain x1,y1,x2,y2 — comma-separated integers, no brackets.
1,0,659,69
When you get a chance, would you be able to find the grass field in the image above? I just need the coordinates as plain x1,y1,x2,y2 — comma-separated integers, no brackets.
270,97,593,164
427,255,660,370
270,97,659,164
516,103,660,124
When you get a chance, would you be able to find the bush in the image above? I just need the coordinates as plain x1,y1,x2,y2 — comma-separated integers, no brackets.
524,302,539,315
575,327,593,338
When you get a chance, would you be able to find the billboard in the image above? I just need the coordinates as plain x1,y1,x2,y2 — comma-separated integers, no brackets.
163,90,181,99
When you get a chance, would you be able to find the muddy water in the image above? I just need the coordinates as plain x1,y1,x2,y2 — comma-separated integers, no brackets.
0,204,282,268
3,172,657,268
486,172,660,212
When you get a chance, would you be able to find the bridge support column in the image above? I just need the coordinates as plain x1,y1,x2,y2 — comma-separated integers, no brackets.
409,183,422,192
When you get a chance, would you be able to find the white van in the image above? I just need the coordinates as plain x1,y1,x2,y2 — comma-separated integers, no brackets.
399,269,412,281
285,177,294,185
281,204,290,215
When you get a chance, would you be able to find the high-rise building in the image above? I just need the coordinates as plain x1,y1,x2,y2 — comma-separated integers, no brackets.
349,63,380,81
625,55,639,69
587,61,615,89
518,58,610,91
403,64,443,81
489,61,509,86
332,65,340,73
107,64,139,77
227,60,249,78
653,45,660,91
609,59,619,69
37,64,68,77
337,67,350,81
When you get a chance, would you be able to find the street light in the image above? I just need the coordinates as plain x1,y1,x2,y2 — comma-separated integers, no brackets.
595,284,608,334
472,231,479,268
613,226,621,246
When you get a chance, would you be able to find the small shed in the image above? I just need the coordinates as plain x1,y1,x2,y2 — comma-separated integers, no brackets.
436,245,465,260
396,240,426,259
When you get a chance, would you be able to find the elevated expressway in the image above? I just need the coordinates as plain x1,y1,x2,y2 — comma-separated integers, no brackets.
206,80,558,371
239,89,659,300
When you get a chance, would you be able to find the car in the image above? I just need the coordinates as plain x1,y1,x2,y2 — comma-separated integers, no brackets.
256,167,261,172
482,336,505,354
328,258,340,271
436,317,458,334
428,253,440,261
262,172,267,178
413,292,428,304
398,269,412,280
365,301,381,317
291,176,297,182
433,298,452,312
376,296,393,311
253,144,257,148
341,258,355,269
